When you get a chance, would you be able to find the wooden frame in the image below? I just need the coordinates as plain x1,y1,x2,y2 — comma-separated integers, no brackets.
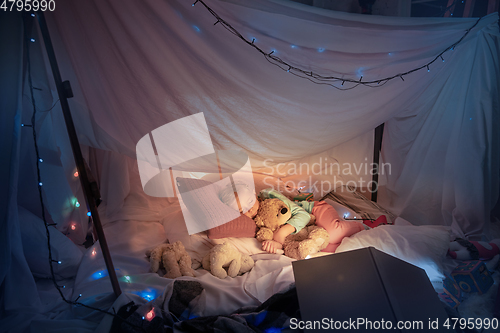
35,12,121,298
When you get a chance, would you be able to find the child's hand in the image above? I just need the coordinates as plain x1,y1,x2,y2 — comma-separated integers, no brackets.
262,240,283,254
273,224,296,244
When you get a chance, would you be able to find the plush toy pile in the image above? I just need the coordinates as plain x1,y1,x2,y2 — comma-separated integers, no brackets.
254,198,330,260
146,197,334,279
146,240,255,280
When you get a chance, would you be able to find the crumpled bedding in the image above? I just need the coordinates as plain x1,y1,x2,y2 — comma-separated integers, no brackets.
72,218,297,332
72,202,457,332
112,280,300,333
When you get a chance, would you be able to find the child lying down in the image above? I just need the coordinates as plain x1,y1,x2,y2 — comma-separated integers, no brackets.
219,183,500,260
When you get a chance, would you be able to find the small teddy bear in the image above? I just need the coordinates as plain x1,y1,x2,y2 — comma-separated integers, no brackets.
282,225,330,260
202,242,255,279
254,198,328,260
146,240,195,279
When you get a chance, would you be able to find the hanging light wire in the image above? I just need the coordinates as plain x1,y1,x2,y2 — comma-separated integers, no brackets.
192,0,483,90
22,14,150,332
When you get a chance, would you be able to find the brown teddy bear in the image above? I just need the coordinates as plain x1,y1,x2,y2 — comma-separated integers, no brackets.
146,240,195,279
254,198,292,242
254,198,329,260
202,242,255,279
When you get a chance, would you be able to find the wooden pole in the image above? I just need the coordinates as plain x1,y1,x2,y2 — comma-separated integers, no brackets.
444,0,456,17
462,0,476,17
371,123,384,202
35,12,121,298
487,0,500,15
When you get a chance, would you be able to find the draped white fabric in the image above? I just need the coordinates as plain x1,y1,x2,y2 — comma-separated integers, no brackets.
44,0,499,238
1,1,499,330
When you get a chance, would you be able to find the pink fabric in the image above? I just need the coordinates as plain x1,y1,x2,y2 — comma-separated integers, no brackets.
207,215,257,239
471,241,500,260
362,215,387,228
312,201,365,253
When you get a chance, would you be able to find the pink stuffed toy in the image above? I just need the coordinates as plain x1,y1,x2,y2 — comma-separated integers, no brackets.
448,238,500,260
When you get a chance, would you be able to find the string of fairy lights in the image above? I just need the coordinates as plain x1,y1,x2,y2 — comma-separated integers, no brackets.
24,13,67,302
22,13,153,332
20,1,486,329
192,0,483,90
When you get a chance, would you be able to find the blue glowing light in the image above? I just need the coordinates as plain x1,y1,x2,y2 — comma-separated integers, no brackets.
343,212,349,218
91,269,109,280
87,212,91,216
38,182,43,186
75,202,80,208
388,52,393,56
30,38,35,43
469,118,472,120
58,261,62,264
39,158,43,162
31,13,35,17
192,25,201,33
291,44,298,49
252,311,267,326
317,47,325,53
264,327,284,333
134,288,157,301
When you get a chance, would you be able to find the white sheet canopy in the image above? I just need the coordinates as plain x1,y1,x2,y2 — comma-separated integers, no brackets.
1,0,499,330
43,0,499,237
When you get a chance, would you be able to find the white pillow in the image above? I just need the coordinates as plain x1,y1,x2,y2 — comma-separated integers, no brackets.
18,206,84,279
161,201,214,263
335,225,451,284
